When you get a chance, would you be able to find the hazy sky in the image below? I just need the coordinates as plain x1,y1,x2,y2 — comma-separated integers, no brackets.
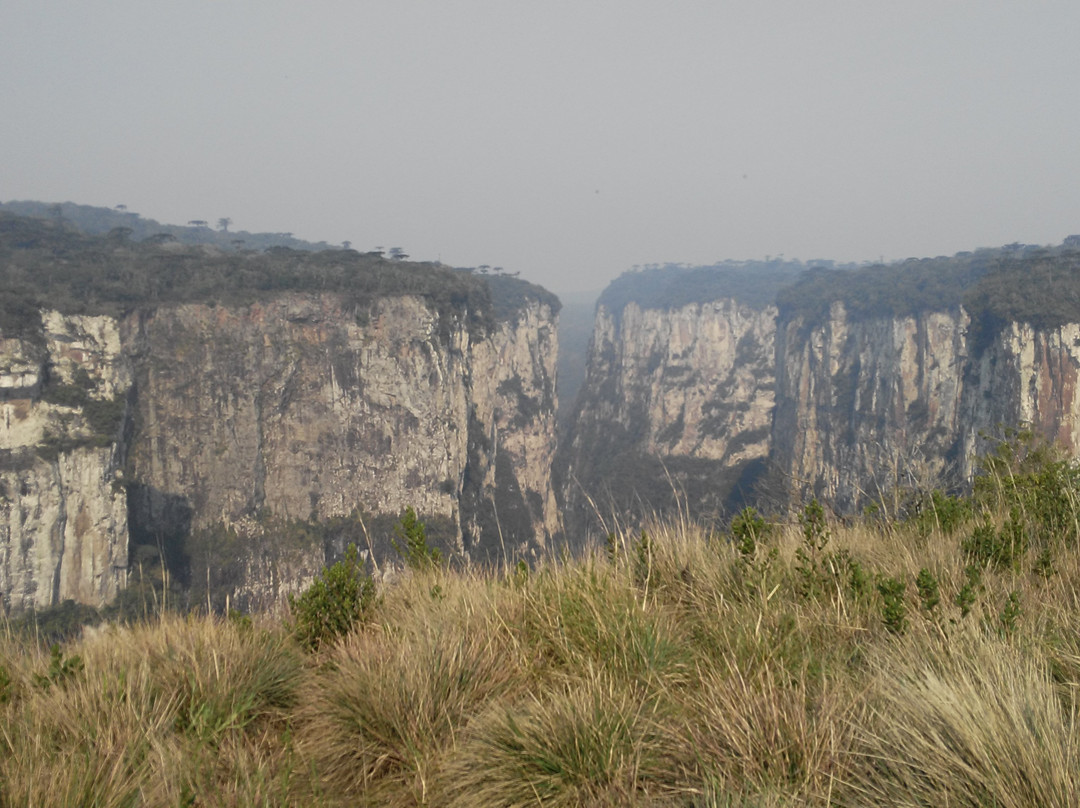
4,2,1080,296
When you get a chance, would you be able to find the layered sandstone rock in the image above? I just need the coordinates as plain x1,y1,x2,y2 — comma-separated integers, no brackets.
0,292,559,612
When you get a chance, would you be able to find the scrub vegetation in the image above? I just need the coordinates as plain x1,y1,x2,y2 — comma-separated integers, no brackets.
776,243,1080,354
4,432,1080,805
0,209,556,345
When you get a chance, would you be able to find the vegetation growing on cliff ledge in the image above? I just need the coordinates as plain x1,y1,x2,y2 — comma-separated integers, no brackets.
0,211,556,342
776,242,1080,347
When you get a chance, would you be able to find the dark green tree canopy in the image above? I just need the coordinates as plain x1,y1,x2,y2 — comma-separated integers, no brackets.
598,259,814,317
0,209,557,341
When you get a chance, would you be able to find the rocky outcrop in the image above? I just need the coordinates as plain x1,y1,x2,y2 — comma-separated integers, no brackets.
773,304,969,510
0,314,130,613
773,306,1080,510
462,301,561,560
960,321,1080,477
560,298,776,540
565,252,1080,527
0,293,559,613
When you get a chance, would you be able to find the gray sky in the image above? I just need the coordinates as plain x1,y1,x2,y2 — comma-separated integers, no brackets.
4,2,1080,296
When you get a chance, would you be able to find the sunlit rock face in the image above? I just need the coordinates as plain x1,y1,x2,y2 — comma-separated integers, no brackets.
959,321,1080,477
560,298,777,542
566,269,1080,530
772,303,970,511
0,294,560,612
0,313,130,613
773,305,1080,511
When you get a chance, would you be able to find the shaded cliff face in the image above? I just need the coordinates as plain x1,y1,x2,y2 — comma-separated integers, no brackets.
565,250,1080,528
561,298,776,540
0,314,130,612
462,301,561,560
126,292,559,564
0,294,558,612
126,295,474,536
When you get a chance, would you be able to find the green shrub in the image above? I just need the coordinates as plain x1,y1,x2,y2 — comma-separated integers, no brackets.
604,531,619,563
632,529,652,588
0,662,12,704
288,544,377,652
877,576,908,635
795,499,863,603
916,568,941,614
955,565,982,619
998,591,1022,637
962,509,1028,569
392,507,442,570
32,644,84,691
909,490,973,536
973,428,1080,551
731,506,769,560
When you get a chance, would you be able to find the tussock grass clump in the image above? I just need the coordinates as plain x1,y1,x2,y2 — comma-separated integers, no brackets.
4,432,1080,805
298,570,525,805
0,614,304,806
440,674,675,807
675,661,861,800
844,632,1080,807
517,558,693,690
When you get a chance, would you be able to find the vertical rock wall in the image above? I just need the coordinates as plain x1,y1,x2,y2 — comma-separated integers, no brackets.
773,307,1080,510
0,293,560,612
464,301,561,560
0,314,129,612
960,321,1080,477
772,304,969,509
561,299,776,540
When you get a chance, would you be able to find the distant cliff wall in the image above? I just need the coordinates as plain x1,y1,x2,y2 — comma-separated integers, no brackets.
0,294,559,613
560,298,776,540
959,321,1080,477
772,304,969,510
0,313,130,612
564,252,1080,531
772,305,1080,510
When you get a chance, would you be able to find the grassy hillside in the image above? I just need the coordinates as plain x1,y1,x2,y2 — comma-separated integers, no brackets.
3,432,1080,805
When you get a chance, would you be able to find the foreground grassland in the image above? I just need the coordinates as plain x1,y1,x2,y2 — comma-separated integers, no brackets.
4,440,1080,805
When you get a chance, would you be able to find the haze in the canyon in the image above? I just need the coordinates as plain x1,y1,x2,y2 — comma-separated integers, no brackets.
4,2,1080,296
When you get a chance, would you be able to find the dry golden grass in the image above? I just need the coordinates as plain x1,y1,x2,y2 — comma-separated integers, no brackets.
5,490,1080,806
842,630,1080,807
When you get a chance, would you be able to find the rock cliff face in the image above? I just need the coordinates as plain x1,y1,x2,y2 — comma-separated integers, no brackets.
0,314,130,612
960,321,1080,470
461,300,561,561
565,251,1080,529
773,304,970,510
773,306,1080,510
560,298,776,539
0,293,559,613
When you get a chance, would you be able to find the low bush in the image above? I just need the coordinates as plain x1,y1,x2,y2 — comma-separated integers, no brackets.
288,543,377,652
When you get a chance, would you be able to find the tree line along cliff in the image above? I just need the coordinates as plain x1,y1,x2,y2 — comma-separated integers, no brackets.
559,242,1080,540
7,201,1080,614
0,211,560,615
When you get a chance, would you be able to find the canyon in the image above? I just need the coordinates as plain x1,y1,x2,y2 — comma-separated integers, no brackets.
5,206,1080,615
562,249,1080,537
0,213,559,612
